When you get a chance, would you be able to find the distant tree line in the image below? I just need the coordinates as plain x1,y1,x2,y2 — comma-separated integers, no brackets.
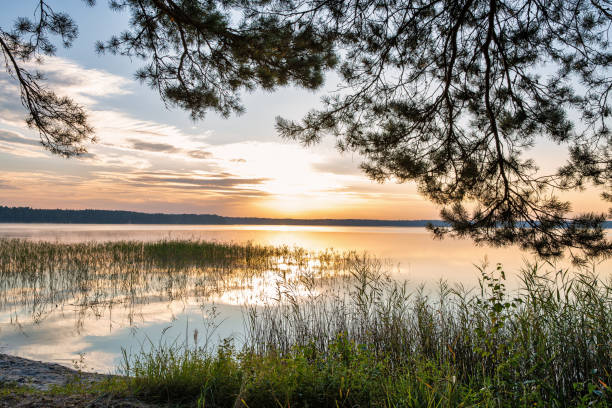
0,206,451,227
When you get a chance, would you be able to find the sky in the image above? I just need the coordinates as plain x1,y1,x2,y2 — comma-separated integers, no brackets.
0,1,607,219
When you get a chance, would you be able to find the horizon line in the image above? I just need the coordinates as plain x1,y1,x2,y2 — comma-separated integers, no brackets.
2,206,610,227
0,205,444,225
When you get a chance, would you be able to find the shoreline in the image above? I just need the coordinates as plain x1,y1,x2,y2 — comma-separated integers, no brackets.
0,353,162,408
0,353,108,391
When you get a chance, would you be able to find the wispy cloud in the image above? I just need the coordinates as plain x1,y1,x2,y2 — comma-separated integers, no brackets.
127,139,180,153
0,130,40,147
311,156,362,176
0,129,48,158
132,175,268,189
188,150,213,159
0,79,30,127
87,110,213,162
125,138,213,161
0,55,132,130
0,178,17,190
25,56,132,105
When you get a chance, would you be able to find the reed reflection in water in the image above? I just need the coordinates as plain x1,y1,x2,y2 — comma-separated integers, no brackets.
0,231,608,372
0,223,582,284
0,239,360,370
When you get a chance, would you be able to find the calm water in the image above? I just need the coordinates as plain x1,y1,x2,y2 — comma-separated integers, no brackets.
0,224,608,372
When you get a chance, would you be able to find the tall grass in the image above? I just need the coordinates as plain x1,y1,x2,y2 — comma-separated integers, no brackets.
0,238,351,326
1,238,609,406
122,258,611,407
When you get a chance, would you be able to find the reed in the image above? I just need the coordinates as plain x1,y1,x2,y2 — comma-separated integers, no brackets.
0,238,352,327
121,257,611,407
1,238,609,406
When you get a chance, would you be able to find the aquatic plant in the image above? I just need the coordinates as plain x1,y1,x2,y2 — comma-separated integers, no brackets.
0,238,352,328
121,259,611,407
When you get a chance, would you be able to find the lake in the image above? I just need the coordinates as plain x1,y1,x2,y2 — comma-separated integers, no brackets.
0,223,608,372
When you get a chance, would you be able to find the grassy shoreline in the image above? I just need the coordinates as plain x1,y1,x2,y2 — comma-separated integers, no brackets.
118,263,611,407
0,239,610,406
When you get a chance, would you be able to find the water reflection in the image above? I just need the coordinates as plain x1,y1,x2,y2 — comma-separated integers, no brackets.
0,238,356,371
0,224,608,372
1,223,593,283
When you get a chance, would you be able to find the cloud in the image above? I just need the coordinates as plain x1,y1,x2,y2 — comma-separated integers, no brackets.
0,56,213,165
88,110,209,153
76,152,97,160
0,55,134,157
127,138,180,153
0,129,48,158
0,56,132,131
0,179,17,190
0,169,272,217
126,139,213,160
133,175,268,188
0,79,25,126
311,156,362,176
0,130,40,147
24,56,132,105
188,150,213,159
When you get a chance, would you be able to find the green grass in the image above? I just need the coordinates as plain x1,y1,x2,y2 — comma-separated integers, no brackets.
1,239,610,406
0,379,163,407
119,260,611,407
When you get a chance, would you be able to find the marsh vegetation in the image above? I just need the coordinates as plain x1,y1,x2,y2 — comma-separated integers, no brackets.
0,239,610,406
0,239,351,329
122,262,611,407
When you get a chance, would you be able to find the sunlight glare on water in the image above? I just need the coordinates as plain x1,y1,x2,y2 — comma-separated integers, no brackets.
0,224,608,372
